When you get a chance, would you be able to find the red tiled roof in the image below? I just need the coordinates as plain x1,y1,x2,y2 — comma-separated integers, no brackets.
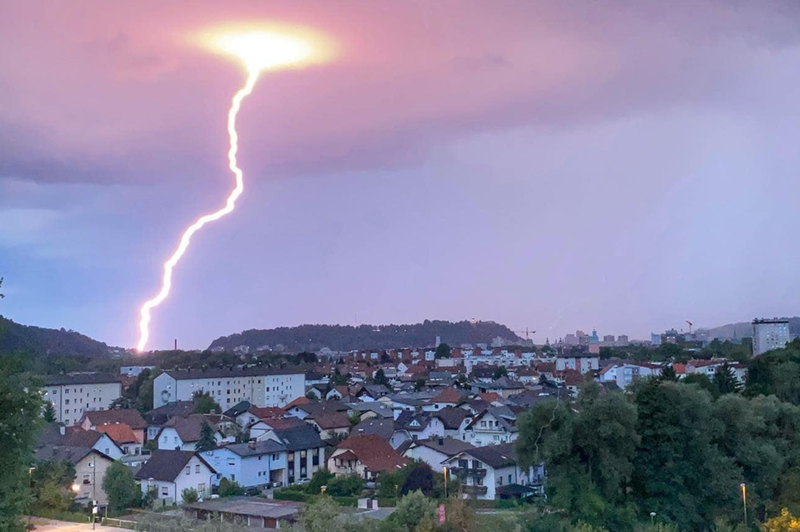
83,409,147,430
96,423,138,444
478,392,502,403
310,411,351,430
433,386,463,404
249,406,285,419
673,363,687,374
283,397,310,410
336,434,407,472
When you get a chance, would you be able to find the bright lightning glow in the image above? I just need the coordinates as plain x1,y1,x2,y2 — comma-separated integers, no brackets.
136,27,334,352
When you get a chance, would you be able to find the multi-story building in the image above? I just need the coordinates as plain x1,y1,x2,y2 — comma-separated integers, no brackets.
753,318,791,356
43,373,122,426
153,367,305,409
555,352,599,374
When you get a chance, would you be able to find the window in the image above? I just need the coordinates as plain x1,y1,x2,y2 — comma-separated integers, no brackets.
65,399,70,405
508,474,512,483
65,389,69,394
65,409,70,414
185,467,190,476
228,458,235,466
231,474,235,481
174,437,178,444
195,465,200,473
161,486,168,496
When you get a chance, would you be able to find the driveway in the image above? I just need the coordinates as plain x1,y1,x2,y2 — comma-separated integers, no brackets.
29,518,128,532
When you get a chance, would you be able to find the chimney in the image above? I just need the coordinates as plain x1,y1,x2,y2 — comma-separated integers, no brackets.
248,439,256,450
438,437,444,446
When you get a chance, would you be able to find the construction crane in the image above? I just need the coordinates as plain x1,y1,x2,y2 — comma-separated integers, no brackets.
686,320,693,334
514,328,537,340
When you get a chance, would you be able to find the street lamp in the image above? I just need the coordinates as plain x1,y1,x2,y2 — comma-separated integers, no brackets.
740,483,747,526
649,512,656,525
71,483,80,493
443,467,448,499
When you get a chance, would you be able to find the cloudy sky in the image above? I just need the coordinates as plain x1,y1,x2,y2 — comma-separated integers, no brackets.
1,1,799,349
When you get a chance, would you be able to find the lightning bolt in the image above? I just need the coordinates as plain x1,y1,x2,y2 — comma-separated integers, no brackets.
136,69,260,352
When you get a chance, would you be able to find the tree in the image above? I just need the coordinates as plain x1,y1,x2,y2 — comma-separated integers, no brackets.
195,422,217,451
400,463,434,496
193,391,220,414
712,363,741,396
763,508,800,532
218,477,244,497
682,373,717,396
745,342,800,404
103,460,139,513
306,469,334,494
493,365,508,380
332,368,348,386
326,474,363,496
414,379,426,392
43,401,57,423
181,488,199,504
0,354,43,531
30,459,77,512
391,490,437,531
373,369,389,385
659,364,678,382
435,343,451,359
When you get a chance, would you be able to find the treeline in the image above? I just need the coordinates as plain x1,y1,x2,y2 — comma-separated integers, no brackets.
516,339,800,532
0,315,112,358
600,338,753,363
208,320,521,352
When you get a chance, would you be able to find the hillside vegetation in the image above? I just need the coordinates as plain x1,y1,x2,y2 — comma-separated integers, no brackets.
209,320,522,352
0,315,111,357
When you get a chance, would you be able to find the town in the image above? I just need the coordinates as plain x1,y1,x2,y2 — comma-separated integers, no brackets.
20,317,794,532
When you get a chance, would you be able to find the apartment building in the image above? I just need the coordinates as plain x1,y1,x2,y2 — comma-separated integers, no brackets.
43,373,122,426
153,367,305,409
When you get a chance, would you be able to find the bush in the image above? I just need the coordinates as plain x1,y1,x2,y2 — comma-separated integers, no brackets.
390,491,437,531
274,490,313,503
181,488,199,504
307,469,335,494
327,474,364,497
401,464,434,496
218,478,245,497
330,496,358,507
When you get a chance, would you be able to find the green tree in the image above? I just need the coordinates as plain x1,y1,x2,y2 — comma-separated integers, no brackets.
682,372,717,396
493,365,508,380
218,477,244,497
326,474,363,496
30,460,76,512
195,422,217,451
332,368,348,386
373,369,389,385
632,381,740,530
391,490,437,531
745,341,800,404
306,469,334,494
659,364,678,382
713,363,742,396
102,460,139,513
414,379,426,392
400,464,434,496
0,354,43,531
435,343,451,359
43,401,57,423
193,391,220,414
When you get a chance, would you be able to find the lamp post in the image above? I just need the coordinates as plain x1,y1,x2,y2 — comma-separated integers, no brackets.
443,466,448,499
650,512,656,525
740,483,747,526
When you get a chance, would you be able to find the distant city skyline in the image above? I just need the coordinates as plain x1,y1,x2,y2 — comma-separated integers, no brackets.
1,2,799,349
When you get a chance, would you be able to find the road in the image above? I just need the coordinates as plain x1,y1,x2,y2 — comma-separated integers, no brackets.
29,518,129,532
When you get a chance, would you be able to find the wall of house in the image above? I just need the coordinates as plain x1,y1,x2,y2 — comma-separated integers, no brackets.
154,372,305,409
74,454,113,506
201,448,287,488
43,382,122,425
92,436,124,460
403,446,448,472
174,456,215,501
157,427,195,450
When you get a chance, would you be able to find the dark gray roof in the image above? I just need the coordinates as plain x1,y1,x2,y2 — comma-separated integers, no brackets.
346,402,394,419
271,424,325,452
352,418,396,440
34,445,112,465
164,367,303,381
135,449,215,481
45,373,120,386
223,401,253,418
145,401,194,425
222,440,286,457
83,409,147,429
434,406,470,430
410,437,475,457
455,443,517,469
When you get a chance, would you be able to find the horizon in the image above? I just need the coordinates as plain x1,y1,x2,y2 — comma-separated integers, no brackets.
2,1,799,350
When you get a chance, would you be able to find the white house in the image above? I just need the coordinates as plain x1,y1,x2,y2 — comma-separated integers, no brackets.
156,414,234,450
442,443,537,500
200,440,287,489
260,425,327,485
135,450,216,505
460,407,518,447
402,437,475,472
555,353,600,374
599,362,661,389
153,368,305,410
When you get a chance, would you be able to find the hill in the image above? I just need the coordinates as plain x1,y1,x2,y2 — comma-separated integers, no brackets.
700,317,800,340
208,320,523,352
0,315,112,357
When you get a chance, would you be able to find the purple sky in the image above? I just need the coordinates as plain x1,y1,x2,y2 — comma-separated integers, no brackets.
1,1,799,349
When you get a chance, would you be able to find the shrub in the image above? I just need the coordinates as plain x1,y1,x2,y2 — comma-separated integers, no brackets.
218,478,245,497
327,474,364,497
307,469,335,494
181,488,199,504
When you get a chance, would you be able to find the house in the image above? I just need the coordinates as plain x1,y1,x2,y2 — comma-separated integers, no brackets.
144,401,194,441
285,400,348,421
43,373,122,426
402,437,475,472
599,362,661,389
261,424,327,485
433,407,472,438
35,424,124,461
156,414,235,450
442,443,540,500
395,411,445,441
201,439,287,489
135,450,217,504
555,352,600,374
460,406,518,446
34,446,115,506
249,417,307,440
468,377,525,399
351,418,410,450
347,401,394,421
429,386,468,411
79,409,147,444
305,411,352,441
96,424,142,455
355,384,392,402
327,434,407,480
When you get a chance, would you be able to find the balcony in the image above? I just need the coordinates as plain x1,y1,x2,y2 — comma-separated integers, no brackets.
449,466,486,479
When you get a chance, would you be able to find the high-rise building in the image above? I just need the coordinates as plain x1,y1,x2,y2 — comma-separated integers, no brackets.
753,318,790,356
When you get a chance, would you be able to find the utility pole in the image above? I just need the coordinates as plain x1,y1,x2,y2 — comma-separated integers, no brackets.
740,483,747,527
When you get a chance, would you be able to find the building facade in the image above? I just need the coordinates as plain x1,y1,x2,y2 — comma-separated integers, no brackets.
753,318,791,356
153,368,305,409
43,374,122,426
